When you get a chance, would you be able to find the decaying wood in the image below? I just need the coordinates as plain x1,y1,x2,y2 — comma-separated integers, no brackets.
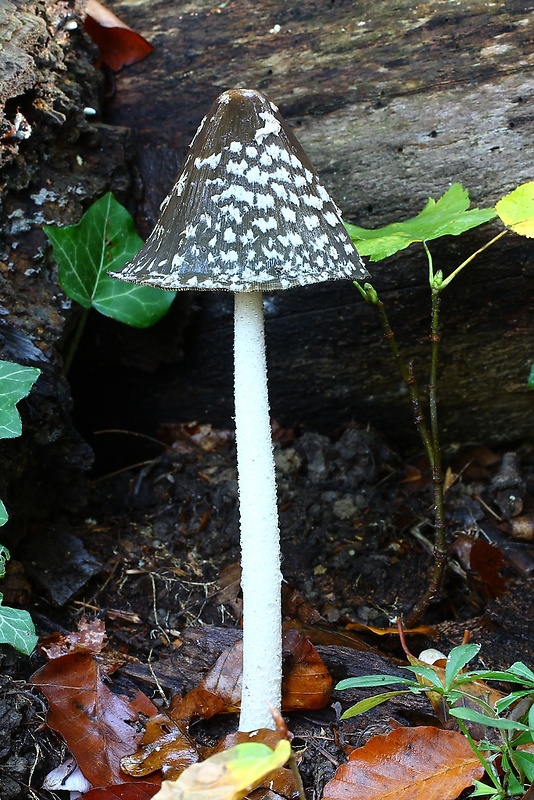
89,0,534,449
120,625,430,726
0,0,135,534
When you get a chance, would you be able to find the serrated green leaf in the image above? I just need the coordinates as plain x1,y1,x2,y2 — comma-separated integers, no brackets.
0,593,38,655
345,184,496,261
495,181,534,237
44,193,176,328
0,502,7,528
446,643,481,688
0,361,41,439
340,690,410,719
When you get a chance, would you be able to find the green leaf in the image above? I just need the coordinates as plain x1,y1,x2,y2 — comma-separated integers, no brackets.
449,707,529,731
345,183,496,261
404,664,446,689
528,364,534,389
470,780,503,798
44,193,176,328
494,690,534,715
340,690,410,719
161,739,291,800
446,643,481,688
336,675,418,691
457,671,534,686
0,544,9,577
495,181,534,237
514,751,534,782
0,592,38,655
0,502,7,528
507,662,534,684
0,361,41,439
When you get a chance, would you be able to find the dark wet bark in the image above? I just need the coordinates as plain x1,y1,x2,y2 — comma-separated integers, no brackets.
89,0,534,449
0,0,135,540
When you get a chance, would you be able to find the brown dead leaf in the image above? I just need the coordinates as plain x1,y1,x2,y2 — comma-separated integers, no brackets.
39,616,107,659
282,629,332,710
83,785,160,799
322,727,484,800
84,0,153,71
122,631,330,780
469,538,509,597
32,652,159,787
345,621,436,637
121,711,199,780
159,422,233,453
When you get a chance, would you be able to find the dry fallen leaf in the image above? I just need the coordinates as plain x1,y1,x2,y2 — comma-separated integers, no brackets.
32,652,159,787
84,0,153,71
322,726,484,800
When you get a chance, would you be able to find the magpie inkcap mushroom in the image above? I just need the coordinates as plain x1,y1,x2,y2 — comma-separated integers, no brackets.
111,88,369,732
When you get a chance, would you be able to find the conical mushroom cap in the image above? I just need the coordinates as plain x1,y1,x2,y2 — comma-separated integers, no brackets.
111,89,369,292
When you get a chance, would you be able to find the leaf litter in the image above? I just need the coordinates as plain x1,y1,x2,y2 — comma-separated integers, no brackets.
3,425,534,799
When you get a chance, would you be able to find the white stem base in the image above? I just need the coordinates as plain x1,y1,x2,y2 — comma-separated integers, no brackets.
234,291,282,732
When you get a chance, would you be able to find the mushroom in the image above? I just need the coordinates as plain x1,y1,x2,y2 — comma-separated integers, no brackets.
110,89,368,731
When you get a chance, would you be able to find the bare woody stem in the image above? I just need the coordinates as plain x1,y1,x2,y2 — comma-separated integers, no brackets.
234,291,282,731
373,292,447,626
374,299,435,472
406,283,447,626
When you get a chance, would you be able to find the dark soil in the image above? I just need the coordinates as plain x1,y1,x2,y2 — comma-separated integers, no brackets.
1,422,534,799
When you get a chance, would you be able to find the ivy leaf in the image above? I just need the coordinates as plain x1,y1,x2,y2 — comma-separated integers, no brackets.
345,184,496,261
44,193,175,328
0,361,41,439
0,544,9,576
0,502,7,528
529,364,534,389
0,592,38,656
495,181,534,237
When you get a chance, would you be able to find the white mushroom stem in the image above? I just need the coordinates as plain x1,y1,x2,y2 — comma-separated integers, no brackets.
234,290,282,732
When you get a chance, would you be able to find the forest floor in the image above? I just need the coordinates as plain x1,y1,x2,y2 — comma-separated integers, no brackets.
1,422,533,799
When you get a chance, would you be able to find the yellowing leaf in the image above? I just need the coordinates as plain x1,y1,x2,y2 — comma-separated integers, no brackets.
322,727,484,800
495,181,534,237
152,740,291,800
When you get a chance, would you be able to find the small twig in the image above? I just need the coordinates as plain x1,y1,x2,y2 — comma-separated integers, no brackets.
440,229,508,289
288,749,307,800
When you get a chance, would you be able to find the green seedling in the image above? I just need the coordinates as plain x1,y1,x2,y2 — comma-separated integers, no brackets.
0,360,41,654
337,643,534,799
346,181,534,624
44,193,176,371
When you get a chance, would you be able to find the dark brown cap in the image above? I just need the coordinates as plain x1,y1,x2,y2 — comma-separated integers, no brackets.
111,89,368,292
